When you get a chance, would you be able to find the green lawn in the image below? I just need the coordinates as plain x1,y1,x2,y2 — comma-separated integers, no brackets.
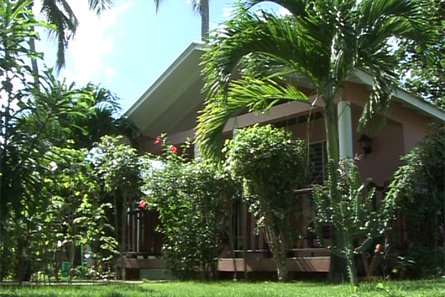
0,280,443,297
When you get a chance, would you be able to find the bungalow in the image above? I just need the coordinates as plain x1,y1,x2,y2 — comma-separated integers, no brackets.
123,41,445,280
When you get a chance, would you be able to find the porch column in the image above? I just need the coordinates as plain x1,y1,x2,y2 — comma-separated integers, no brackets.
337,101,353,158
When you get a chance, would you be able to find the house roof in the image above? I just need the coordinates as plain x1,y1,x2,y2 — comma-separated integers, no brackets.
124,41,206,137
124,41,445,137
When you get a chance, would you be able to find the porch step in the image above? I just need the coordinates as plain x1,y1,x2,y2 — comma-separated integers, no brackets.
217,256,330,273
232,248,330,258
123,258,165,269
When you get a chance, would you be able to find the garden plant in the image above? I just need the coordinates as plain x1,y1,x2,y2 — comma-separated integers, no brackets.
141,136,237,279
224,125,308,281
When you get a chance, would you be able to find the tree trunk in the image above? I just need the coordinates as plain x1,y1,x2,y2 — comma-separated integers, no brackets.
29,2,40,88
324,99,349,281
324,102,339,162
264,216,288,281
113,195,120,278
120,194,128,279
200,0,209,40
28,36,40,88
69,232,76,282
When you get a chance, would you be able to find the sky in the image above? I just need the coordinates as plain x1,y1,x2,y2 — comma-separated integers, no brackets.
36,0,240,114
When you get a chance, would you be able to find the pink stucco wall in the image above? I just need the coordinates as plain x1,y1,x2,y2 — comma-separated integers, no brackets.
343,82,438,186
142,82,440,186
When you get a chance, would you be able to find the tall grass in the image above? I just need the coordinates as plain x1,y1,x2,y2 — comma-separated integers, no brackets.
0,280,443,297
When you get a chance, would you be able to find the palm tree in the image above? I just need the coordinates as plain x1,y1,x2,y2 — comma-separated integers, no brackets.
196,0,426,280
71,83,140,149
32,0,113,71
153,0,210,39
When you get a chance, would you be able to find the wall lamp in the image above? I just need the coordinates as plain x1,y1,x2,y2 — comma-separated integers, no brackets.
358,134,372,157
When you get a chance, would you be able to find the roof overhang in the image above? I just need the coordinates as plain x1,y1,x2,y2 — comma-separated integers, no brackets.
124,42,445,137
124,41,206,137
352,69,445,122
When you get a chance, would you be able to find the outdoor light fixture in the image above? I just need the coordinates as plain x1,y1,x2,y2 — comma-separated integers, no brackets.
358,134,372,156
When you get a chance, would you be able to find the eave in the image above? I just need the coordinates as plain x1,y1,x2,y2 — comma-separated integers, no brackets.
124,42,445,138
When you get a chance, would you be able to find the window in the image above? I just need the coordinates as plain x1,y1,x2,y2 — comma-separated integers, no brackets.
309,141,327,184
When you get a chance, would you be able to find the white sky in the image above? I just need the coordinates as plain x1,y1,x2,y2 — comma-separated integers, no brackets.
36,0,284,113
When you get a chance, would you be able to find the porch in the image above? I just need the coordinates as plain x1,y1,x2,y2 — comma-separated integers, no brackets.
122,188,332,280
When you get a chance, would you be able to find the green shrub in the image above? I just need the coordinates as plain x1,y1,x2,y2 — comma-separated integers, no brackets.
224,124,308,281
143,137,236,279
387,127,444,278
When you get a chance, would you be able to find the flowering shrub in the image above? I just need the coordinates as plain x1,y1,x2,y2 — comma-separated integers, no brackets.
142,135,237,279
224,124,308,281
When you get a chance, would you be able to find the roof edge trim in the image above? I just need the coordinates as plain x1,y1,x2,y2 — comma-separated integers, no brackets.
354,69,445,122
123,41,205,118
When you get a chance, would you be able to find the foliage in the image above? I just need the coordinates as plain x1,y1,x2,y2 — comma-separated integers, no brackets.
386,127,444,278
313,159,397,285
0,0,137,283
91,135,141,196
197,0,428,280
0,1,99,281
70,83,140,150
396,0,445,109
34,0,114,70
197,0,428,160
90,135,142,279
224,125,308,281
142,136,235,279
37,147,118,280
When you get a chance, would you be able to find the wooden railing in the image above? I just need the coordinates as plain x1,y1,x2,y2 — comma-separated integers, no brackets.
126,208,162,258
125,187,329,258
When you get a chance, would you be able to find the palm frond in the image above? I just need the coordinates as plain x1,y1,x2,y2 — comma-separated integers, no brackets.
189,0,205,14
246,0,310,18
196,77,308,159
203,7,326,99
355,0,428,131
88,0,113,15
41,0,79,70
153,0,164,12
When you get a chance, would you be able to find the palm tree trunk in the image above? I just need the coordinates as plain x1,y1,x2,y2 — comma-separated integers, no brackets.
27,2,40,88
200,0,209,40
28,36,40,88
323,99,349,281
323,102,339,162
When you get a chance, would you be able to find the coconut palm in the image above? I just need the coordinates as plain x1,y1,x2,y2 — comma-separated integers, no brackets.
33,0,113,71
196,0,426,280
153,0,210,39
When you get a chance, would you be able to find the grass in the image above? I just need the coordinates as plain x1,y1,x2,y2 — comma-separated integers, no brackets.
0,279,443,297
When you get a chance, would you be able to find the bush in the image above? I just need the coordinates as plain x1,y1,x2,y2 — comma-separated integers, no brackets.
142,137,236,279
224,124,308,281
386,127,444,278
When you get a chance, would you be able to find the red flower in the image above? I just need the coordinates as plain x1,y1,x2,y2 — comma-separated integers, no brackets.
154,136,162,145
138,199,146,209
170,145,178,154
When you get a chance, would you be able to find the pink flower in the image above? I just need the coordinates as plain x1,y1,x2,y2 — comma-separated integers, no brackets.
170,145,178,154
138,199,146,209
154,136,162,145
